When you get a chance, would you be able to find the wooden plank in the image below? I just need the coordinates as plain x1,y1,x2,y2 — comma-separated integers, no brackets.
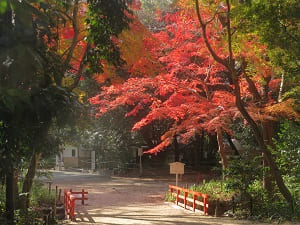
169,185,208,198
171,194,208,208
178,195,184,200
74,198,88,200
71,192,88,194
177,202,205,214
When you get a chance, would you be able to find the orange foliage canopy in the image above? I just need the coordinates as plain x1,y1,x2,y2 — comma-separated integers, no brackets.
90,3,294,154
92,17,162,84
56,1,158,87
90,8,237,153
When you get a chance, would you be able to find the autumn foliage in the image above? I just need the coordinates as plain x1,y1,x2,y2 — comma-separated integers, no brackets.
89,1,298,154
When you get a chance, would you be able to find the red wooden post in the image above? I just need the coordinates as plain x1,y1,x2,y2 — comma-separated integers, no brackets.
82,189,84,205
206,195,209,215
67,193,69,215
66,191,69,214
67,191,72,216
67,192,69,215
169,186,173,203
193,194,196,212
176,189,180,205
70,196,75,221
69,195,72,220
184,191,187,209
203,194,208,215
64,190,67,214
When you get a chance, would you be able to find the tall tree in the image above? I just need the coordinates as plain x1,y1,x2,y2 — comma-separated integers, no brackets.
90,0,299,206
0,0,133,222
193,0,298,204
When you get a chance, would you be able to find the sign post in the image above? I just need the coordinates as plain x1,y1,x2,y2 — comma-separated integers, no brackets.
138,148,143,176
91,151,96,170
169,162,185,186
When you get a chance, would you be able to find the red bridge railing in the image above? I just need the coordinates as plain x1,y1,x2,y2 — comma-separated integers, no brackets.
64,189,88,221
169,185,209,215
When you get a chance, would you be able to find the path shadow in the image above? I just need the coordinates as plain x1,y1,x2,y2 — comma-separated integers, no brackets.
74,208,96,223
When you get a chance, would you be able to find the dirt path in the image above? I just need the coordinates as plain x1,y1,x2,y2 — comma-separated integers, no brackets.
51,170,294,225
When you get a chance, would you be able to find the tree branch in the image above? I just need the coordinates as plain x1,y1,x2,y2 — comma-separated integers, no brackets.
225,0,234,69
195,0,228,68
243,74,262,102
278,72,284,102
68,43,91,91
61,38,86,59
64,0,80,67
204,9,220,26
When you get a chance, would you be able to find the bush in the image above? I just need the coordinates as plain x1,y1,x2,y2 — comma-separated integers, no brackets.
190,180,234,201
224,156,263,195
15,209,43,225
0,185,5,215
274,120,300,186
0,185,6,223
30,180,56,207
245,179,300,222
165,191,176,202
224,155,300,221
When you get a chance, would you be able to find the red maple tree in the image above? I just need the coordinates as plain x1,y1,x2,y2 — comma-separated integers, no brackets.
90,9,239,155
89,1,300,203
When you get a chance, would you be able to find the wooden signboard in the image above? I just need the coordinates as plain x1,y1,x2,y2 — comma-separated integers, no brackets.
170,162,185,186
169,162,185,175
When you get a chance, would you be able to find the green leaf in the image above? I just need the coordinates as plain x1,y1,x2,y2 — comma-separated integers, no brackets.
0,0,7,14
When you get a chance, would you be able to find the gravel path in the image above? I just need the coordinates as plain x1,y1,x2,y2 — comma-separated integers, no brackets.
50,170,297,225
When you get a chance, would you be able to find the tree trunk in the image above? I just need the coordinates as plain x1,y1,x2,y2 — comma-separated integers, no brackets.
194,0,293,204
207,134,218,160
5,169,15,225
199,130,205,161
174,136,179,162
262,121,275,194
193,143,199,167
232,76,293,204
13,170,19,209
194,131,205,167
216,127,228,169
278,73,284,102
225,133,240,156
20,151,41,209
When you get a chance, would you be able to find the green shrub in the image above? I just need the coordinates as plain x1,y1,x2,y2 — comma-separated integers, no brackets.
165,191,176,202
30,180,55,206
0,185,5,214
224,156,263,195
274,120,300,185
15,208,43,225
190,180,234,201
0,185,6,222
246,179,300,222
